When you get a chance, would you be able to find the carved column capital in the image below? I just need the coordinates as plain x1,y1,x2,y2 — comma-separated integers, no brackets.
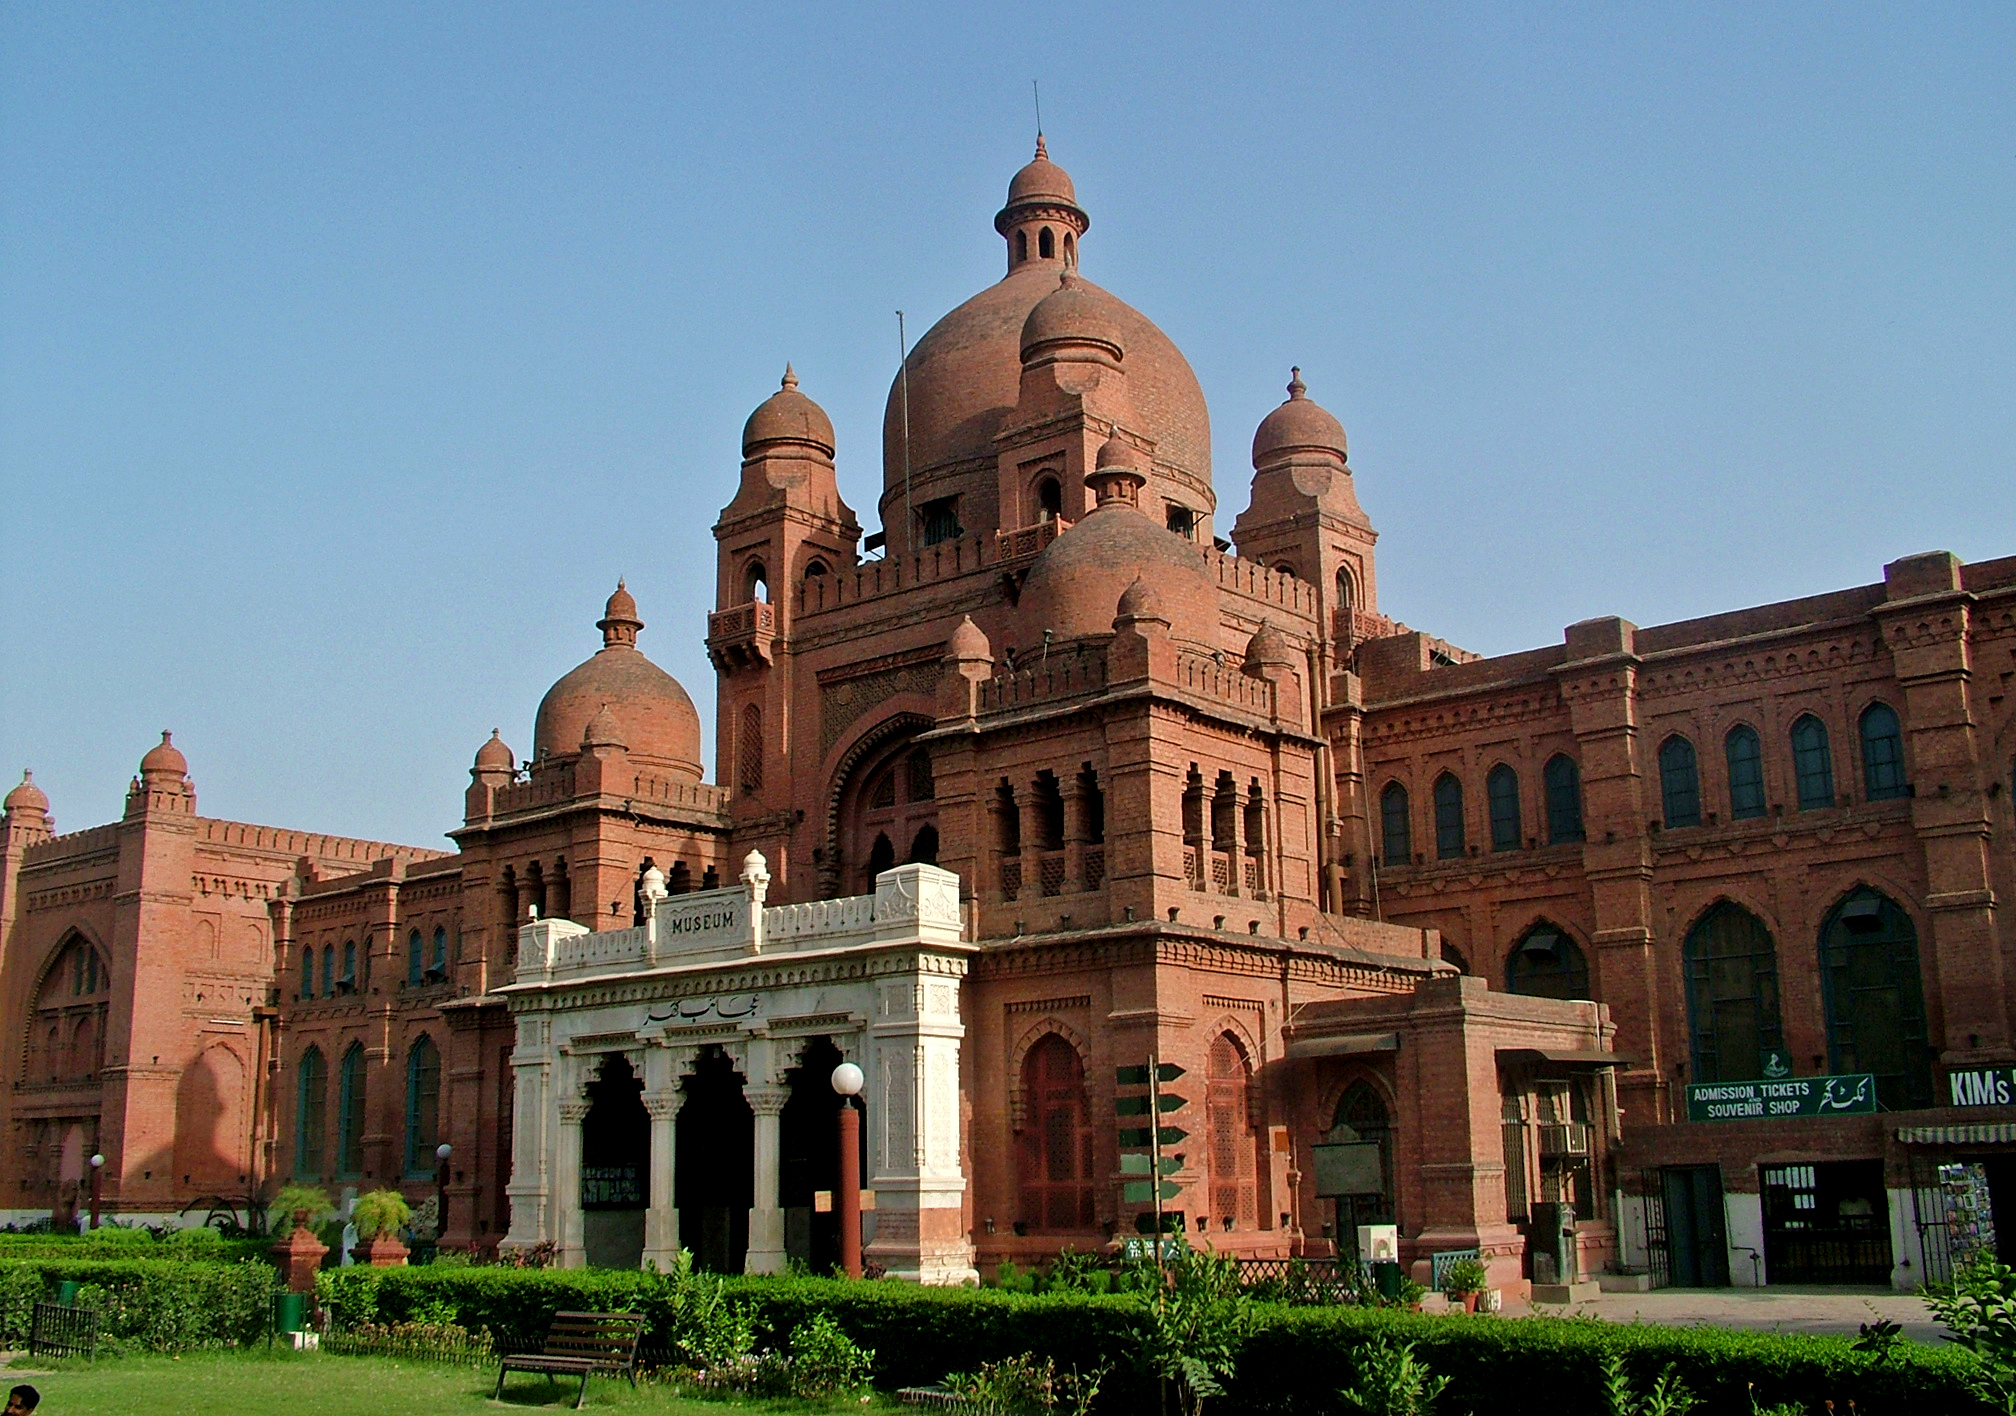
642,1092,680,1122
745,1085,791,1118
558,1099,592,1124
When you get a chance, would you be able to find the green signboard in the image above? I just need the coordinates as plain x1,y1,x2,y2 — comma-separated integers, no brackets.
1685,1074,1877,1123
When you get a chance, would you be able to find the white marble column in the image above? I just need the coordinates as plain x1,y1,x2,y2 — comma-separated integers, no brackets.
744,1085,791,1275
556,1098,590,1268
502,1020,554,1253
641,1086,681,1269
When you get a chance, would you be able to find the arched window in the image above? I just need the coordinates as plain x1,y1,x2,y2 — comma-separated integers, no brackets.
739,703,763,796
1544,755,1585,844
1791,714,1835,810
1859,703,1907,801
1039,226,1055,259
1336,566,1355,619
404,1036,441,1176
1062,232,1075,266
1206,1033,1257,1230
803,558,828,582
866,832,895,879
1486,765,1521,852
1726,725,1766,819
300,946,315,1000
1432,773,1465,859
1329,1081,1394,1232
1821,888,1932,1109
907,748,935,802
1684,904,1782,1083
1036,476,1062,522
431,926,448,976
1659,735,1701,828
295,1047,327,1180
1506,924,1590,1000
340,939,357,991
320,946,334,998
745,561,769,604
1380,782,1411,864
407,930,423,986
1016,229,1029,263
1165,504,1196,538
337,1044,366,1177
907,823,939,865
1017,1034,1093,1231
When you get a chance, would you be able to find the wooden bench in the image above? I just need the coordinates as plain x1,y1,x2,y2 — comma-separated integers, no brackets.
30,1300,99,1359
494,1310,646,1409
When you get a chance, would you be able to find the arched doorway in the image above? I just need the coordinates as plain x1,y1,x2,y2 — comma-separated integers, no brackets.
676,1047,753,1273
778,1038,865,1273
1821,888,1932,1110
1683,903,1783,1084
1328,1080,1394,1258
1206,1033,1258,1232
835,724,939,896
1016,1035,1093,1234
580,1054,649,1269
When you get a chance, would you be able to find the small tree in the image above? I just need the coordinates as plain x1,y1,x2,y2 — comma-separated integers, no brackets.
270,1184,334,1230
350,1188,412,1240
1337,1335,1449,1416
1135,1244,1253,1416
1926,1255,2016,1415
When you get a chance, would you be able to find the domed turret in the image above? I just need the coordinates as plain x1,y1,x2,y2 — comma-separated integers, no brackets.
1114,576,1165,625
1019,481,1219,646
742,366,836,458
1244,620,1296,671
474,729,514,773
1020,275,1123,363
1252,368,1347,468
581,702,626,750
947,615,992,662
533,585,704,778
140,731,188,782
4,770,49,817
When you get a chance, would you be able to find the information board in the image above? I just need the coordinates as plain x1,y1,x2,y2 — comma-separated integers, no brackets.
1685,1073,1877,1122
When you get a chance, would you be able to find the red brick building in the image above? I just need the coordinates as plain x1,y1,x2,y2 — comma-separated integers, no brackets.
4,142,2009,1292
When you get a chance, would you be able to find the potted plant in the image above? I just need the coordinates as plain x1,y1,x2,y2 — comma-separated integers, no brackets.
1441,1256,1489,1313
350,1188,413,1267
270,1183,333,1234
268,1184,334,1293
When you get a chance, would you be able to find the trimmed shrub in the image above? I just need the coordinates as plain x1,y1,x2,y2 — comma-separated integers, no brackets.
0,1257,277,1352
0,1231,274,1266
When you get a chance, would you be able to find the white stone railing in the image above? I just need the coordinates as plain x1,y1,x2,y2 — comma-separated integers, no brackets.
513,854,964,985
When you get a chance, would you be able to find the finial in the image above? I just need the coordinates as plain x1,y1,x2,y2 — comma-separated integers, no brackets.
781,364,798,391
616,577,625,591
1287,367,1306,400
489,728,500,740
1035,134,1048,160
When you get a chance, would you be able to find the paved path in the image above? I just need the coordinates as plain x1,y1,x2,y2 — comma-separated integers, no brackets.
1507,1286,1947,1344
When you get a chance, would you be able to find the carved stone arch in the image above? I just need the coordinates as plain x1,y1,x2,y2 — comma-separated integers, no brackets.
1007,1017,1089,1133
820,711,936,898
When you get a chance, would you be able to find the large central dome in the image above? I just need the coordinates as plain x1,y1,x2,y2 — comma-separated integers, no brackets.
880,143,1212,528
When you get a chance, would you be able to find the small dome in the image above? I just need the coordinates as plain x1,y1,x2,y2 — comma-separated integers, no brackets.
1096,434,1149,473
1244,620,1296,670
534,592,703,778
742,366,835,457
474,730,514,772
581,703,626,750
1020,275,1122,362
1114,577,1165,624
946,615,992,661
1020,499,1218,645
1252,368,1347,467
1004,135,1079,211
4,770,49,815
140,731,188,779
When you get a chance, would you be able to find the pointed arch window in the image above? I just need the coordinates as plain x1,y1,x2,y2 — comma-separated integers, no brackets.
320,946,334,998
1543,756,1585,844
407,930,424,986
1380,782,1411,864
1206,1033,1258,1230
431,926,448,977
1432,773,1465,859
1859,703,1908,801
1329,1082,1394,1239
300,946,315,1000
1035,476,1062,523
404,1035,441,1176
337,1043,367,1178
295,1047,327,1180
1486,765,1521,852
32,935,110,1083
1017,1034,1093,1232
739,703,764,796
1505,924,1590,1001
1726,725,1766,819
1039,226,1055,259
1684,903,1782,1083
1821,888,1932,1109
1791,715,1835,810
1659,735,1701,828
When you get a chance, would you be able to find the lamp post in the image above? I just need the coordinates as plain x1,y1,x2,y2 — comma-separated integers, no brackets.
88,1153,104,1231
434,1142,453,1246
831,1062,864,1279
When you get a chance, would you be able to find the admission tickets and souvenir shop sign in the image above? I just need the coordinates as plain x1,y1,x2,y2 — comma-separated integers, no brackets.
1685,1073,1879,1123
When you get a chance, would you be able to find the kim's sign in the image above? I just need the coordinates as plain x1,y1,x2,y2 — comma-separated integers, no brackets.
1947,1066,2016,1108
1685,1073,1877,1123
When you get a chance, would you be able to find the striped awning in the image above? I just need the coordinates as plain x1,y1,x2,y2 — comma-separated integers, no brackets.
1895,1123,2016,1146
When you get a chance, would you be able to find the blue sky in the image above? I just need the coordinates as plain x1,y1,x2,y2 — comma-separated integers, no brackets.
3,3,2011,848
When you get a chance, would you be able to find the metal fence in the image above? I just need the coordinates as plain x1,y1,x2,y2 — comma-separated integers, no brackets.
1231,1256,1360,1304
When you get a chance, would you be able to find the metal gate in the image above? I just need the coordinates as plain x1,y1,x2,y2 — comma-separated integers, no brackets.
1639,1168,1671,1289
1909,1151,1958,1287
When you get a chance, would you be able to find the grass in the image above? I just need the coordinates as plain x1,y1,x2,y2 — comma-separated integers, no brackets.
0,1349,898,1416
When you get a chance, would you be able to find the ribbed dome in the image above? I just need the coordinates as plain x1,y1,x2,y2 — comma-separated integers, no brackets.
1252,368,1347,467
1244,620,1296,670
947,615,992,661
474,730,514,772
534,590,703,778
1019,500,1218,646
742,366,835,457
4,770,48,815
140,731,188,779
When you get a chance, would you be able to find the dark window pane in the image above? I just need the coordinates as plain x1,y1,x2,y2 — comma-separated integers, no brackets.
1860,703,1908,801
1726,726,1766,819
1659,736,1701,829
1684,904,1782,1083
1380,783,1411,864
1433,774,1465,860
1544,756,1585,844
1792,716,1835,810
1487,766,1522,852
1821,889,1932,1109
1506,924,1590,1000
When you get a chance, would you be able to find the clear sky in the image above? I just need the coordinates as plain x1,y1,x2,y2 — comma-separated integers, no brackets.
3,3,2011,849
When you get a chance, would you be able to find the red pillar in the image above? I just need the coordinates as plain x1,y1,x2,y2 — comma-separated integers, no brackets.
837,1103,861,1279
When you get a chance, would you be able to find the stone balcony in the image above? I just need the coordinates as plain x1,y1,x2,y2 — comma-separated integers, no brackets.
706,599,777,669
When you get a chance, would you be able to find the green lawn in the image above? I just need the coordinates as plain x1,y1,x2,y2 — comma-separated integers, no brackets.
0,1350,897,1416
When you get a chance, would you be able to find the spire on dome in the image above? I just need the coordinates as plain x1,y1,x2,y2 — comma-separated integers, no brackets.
1287,366,1307,400
781,364,798,391
598,581,643,649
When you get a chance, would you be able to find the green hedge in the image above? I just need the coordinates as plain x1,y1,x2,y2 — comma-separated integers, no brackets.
314,1267,1989,1414
0,1231,276,1266
0,1258,279,1352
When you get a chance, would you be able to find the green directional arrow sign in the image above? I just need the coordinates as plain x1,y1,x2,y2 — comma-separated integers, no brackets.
1117,1126,1190,1148
1116,1093,1189,1116
1116,1063,1189,1086
1122,1180,1183,1204
1119,1153,1183,1176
